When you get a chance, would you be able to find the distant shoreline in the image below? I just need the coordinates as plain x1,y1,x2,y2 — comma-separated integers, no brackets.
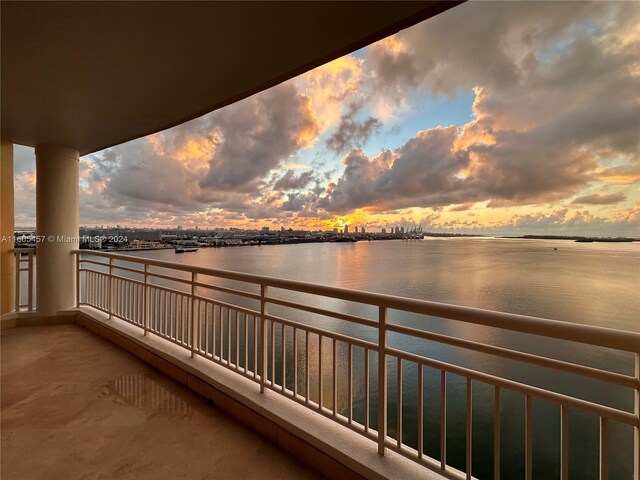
499,235,639,243
12,232,639,253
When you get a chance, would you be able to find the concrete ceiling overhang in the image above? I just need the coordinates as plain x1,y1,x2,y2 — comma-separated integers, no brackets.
1,1,462,156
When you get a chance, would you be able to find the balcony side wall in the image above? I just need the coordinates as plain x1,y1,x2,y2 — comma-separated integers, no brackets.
1,140,15,314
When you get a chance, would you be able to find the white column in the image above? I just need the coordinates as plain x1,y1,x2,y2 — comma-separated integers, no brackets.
35,144,79,316
0,140,15,314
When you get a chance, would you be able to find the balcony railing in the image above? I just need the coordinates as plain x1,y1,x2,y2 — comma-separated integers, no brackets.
12,248,35,312
10,249,640,479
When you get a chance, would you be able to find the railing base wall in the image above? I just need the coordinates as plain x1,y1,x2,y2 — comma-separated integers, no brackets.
0,311,76,331
69,306,447,480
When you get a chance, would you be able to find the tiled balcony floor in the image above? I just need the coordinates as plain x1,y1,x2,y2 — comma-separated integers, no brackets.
1,324,322,480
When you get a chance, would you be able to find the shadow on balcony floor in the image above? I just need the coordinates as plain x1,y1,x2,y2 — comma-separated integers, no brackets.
1,324,322,480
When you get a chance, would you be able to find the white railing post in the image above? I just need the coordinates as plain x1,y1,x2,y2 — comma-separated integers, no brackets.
108,257,113,319
14,252,20,311
378,305,387,456
634,352,639,480
143,264,149,336
441,371,447,470
494,386,501,480
525,394,532,480
600,417,609,480
260,284,268,393
74,252,79,308
190,272,197,357
27,250,34,311
560,405,569,480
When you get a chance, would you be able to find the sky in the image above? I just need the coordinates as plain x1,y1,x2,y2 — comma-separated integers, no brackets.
13,1,640,236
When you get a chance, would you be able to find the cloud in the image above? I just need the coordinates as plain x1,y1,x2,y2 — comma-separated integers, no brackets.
326,101,381,154
507,207,640,236
571,192,627,205
367,2,617,96
296,56,364,133
465,116,598,206
6,81,319,229
11,146,36,225
414,206,640,237
371,1,639,154
596,164,640,185
318,114,598,213
281,192,310,212
13,144,35,175
102,139,214,210
448,203,475,212
319,126,471,213
327,115,381,154
282,163,309,170
13,170,36,225
70,82,321,225
317,1,638,214
511,208,572,231
273,169,314,191
197,83,319,191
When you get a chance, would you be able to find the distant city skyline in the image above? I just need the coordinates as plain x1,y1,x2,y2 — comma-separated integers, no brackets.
13,2,639,236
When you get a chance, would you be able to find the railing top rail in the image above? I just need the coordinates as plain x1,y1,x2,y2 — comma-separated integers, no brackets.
12,248,35,253
72,249,640,353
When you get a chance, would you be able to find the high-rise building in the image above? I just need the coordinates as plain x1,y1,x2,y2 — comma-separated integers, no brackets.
344,225,349,234
355,226,359,233
261,226,270,232
381,228,386,234
362,227,366,234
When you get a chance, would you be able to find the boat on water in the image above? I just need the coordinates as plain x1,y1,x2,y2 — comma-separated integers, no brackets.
174,246,199,253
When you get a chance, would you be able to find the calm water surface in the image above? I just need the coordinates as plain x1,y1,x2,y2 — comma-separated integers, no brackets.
122,238,639,479
132,238,638,330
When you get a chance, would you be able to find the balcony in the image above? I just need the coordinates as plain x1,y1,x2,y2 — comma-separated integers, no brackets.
1,323,321,480
4,249,639,479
